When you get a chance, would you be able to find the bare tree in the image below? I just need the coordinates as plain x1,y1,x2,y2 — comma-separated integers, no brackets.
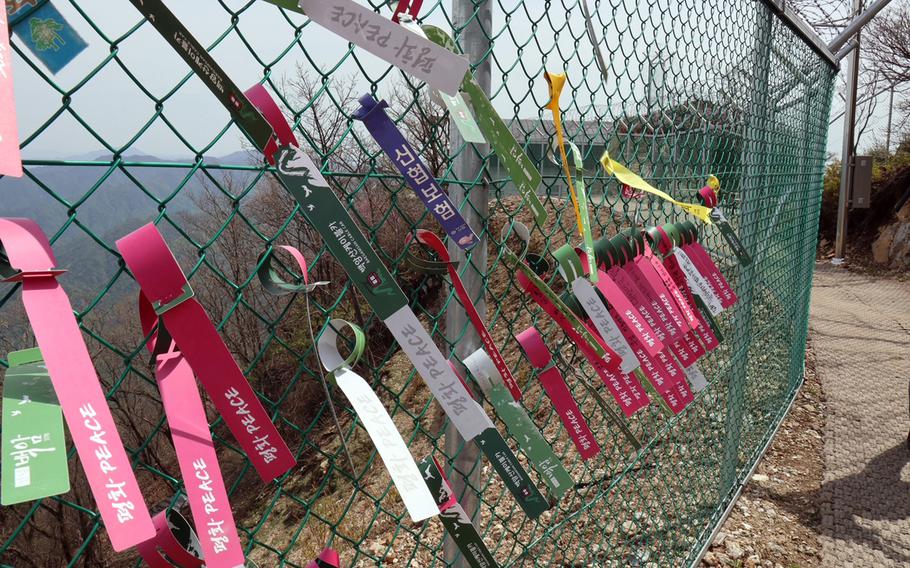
868,3,910,83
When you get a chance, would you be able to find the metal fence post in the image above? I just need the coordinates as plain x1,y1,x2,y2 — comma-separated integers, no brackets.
718,3,774,499
834,0,863,262
445,1,492,566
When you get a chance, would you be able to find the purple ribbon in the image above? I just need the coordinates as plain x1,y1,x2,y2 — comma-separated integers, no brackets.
353,94,478,250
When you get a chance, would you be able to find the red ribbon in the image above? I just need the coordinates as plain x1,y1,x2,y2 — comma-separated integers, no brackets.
408,230,522,400
391,0,424,23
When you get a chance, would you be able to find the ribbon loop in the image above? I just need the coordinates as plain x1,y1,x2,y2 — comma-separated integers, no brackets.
317,318,367,377
257,245,328,296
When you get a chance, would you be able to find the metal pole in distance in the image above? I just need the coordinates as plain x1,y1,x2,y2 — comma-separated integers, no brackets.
445,1,491,566
833,0,863,263
718,3,773,500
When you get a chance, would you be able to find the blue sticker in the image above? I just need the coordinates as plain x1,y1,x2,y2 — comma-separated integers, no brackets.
12,1,86,74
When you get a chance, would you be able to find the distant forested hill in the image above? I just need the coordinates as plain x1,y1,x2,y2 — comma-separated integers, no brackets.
0,151,253,301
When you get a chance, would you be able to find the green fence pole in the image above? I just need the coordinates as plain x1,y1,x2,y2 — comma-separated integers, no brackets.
718,2,774,499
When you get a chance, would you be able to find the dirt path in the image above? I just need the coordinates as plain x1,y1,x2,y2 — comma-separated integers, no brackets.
809,264,910,567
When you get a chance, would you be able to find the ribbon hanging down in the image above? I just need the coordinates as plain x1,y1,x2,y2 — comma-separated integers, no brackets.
591,238,695,414
299,0,468,96
1,348,70,505
0,218,154,551
405,229,521,400
422,25,547,226
419,456,500,568
697,176,753,266
544,70,597,282
463,348,573,499
116,223,295,482
644,226,721,350
501,222,649,417
672,221,737,309
0,7,22,177
599,152,714,224
354,94,479,250
316,318,439,522
553,244,640,375
620,231,707,367
597,235,690,365
256,245,328,296
397,16,486,144
515,328,600,460
137,300,244,567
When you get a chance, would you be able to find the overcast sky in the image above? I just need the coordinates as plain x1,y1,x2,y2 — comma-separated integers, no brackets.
6,0,882,162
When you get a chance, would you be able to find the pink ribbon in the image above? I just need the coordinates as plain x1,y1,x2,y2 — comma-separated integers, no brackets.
0,11,22,177
516,327,600,460
516,272,649,416
116,223,295,482
641,242,699,329
685,241,737,308
576,251,663,357
0,218,153,551
138,299,243,567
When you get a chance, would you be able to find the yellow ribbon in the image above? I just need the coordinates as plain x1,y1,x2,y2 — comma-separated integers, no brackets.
599,152,715,224
544,71,585,236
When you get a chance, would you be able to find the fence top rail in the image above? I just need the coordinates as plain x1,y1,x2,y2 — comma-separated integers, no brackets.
760,0,840,68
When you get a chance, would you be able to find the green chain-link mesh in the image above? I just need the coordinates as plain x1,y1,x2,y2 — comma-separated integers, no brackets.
0,0,834,566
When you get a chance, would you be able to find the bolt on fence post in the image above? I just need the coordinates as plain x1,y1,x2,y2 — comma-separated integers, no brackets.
718,3,774,500
445,1,492,566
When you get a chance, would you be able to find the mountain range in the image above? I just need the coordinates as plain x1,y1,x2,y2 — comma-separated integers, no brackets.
0,151,257,301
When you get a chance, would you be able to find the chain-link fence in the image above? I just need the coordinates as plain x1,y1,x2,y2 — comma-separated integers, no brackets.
0,0,834,566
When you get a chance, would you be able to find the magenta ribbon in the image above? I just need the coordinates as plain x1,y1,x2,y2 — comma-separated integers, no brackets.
0,218,154,551
116,223,295,482
516,327,600,460
577,250,663,357
653,228,720,351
